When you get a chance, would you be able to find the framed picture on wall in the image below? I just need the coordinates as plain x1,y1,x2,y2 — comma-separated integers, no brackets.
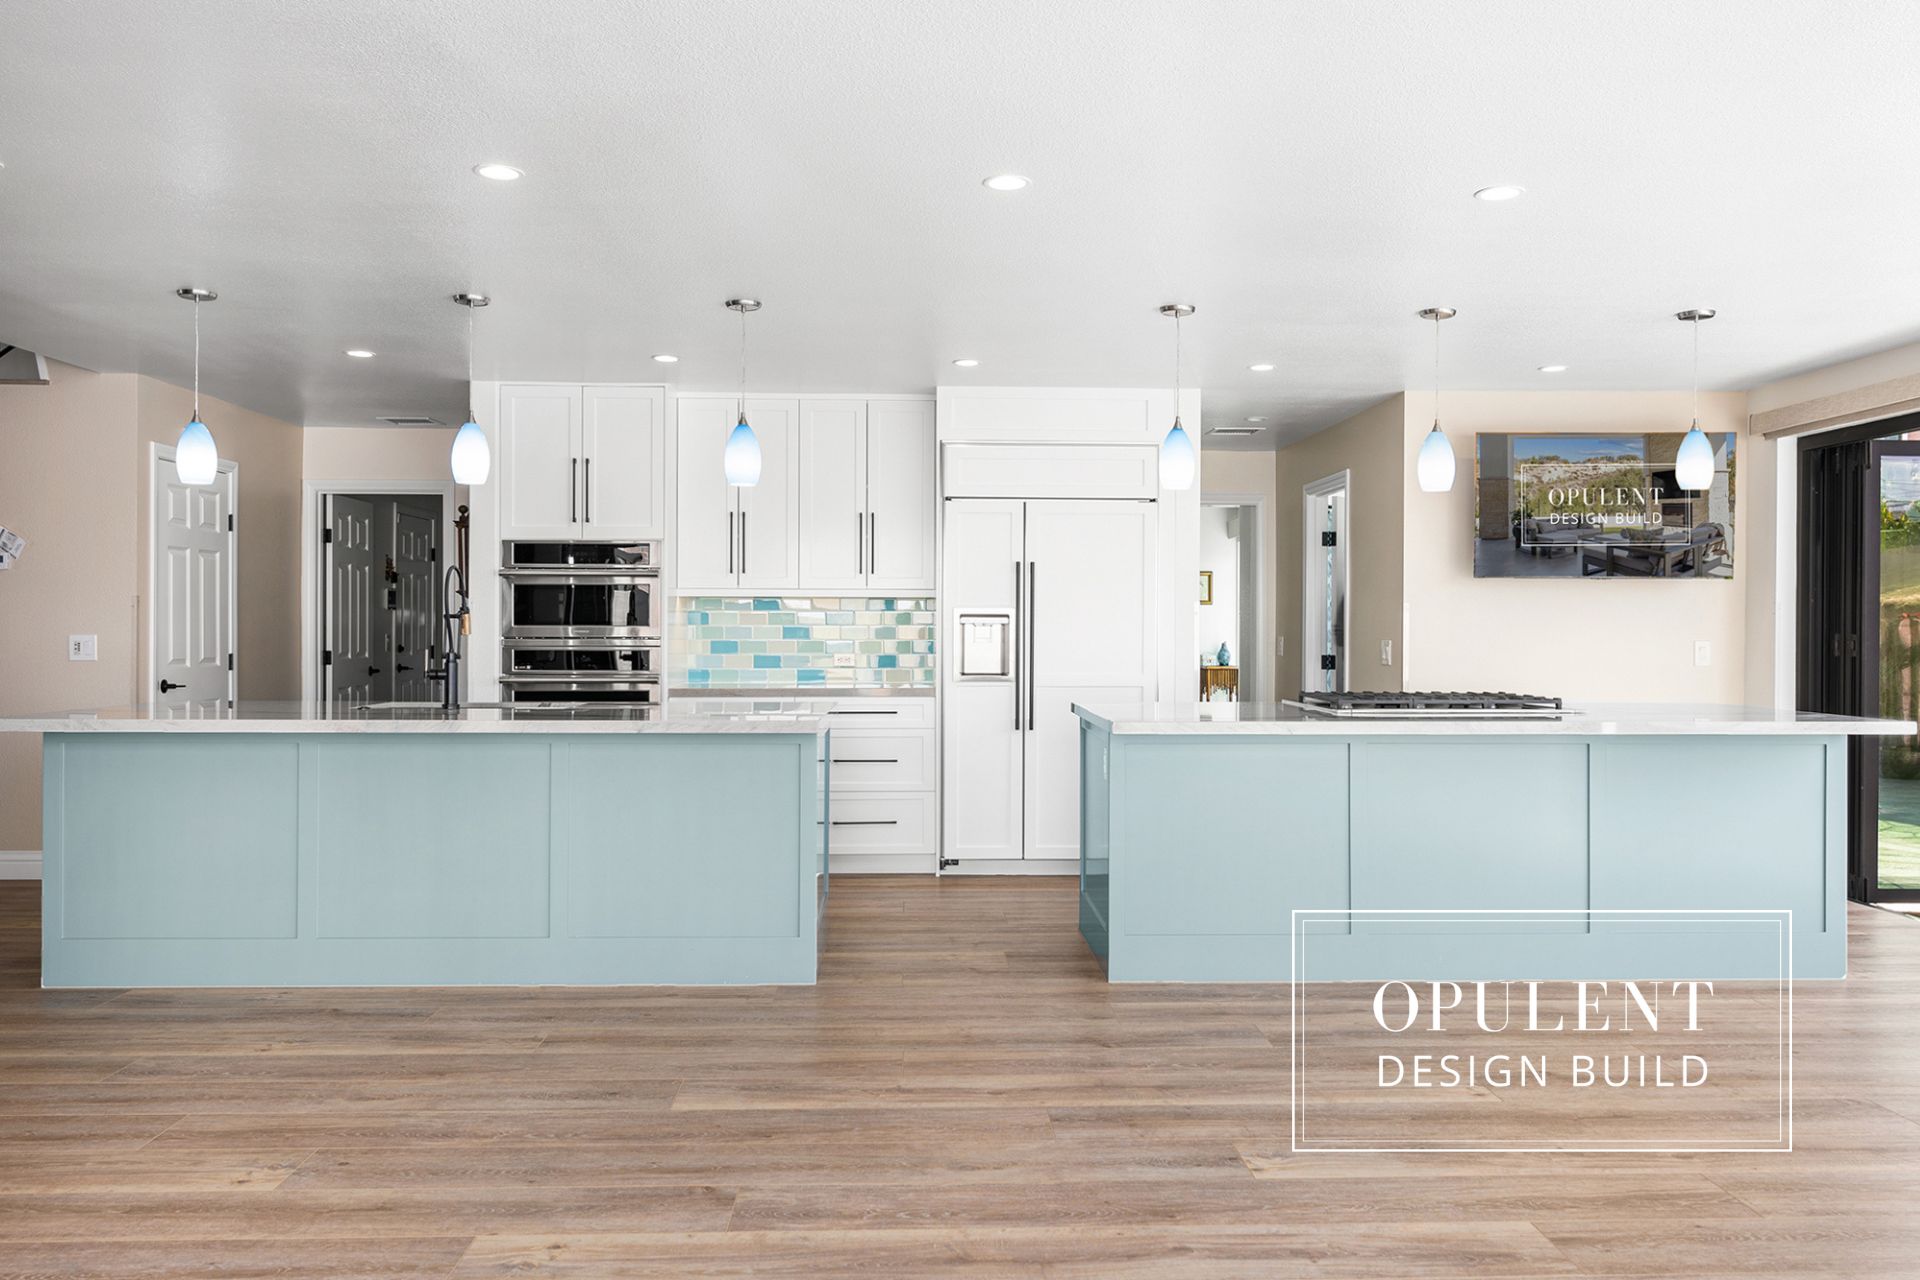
1199,570,1213,605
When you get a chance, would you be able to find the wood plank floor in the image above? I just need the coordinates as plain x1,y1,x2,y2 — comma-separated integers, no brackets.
3,876,1920,1277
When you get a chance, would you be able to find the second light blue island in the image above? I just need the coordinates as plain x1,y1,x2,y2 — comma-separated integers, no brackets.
1073,702,1913,982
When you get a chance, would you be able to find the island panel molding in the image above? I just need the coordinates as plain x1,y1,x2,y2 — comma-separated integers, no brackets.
30,711,827,986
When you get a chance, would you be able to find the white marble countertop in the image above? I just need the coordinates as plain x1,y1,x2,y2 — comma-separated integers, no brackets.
0,701,828,735
1072,701,1918,737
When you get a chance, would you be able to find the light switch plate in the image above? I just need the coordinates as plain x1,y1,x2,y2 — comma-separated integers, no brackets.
68,634,97,661
1694,640,1711,667
1380,639,1393,666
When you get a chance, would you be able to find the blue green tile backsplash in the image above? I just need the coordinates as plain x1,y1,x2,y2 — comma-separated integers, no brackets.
672,597,936,688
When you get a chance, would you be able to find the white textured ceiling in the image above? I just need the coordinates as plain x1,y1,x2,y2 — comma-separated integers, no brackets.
3,0,1919,448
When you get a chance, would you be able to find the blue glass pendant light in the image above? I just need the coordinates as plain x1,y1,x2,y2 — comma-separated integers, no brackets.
724,298,763,486
450,293,492,485
1415,307,1457,493
173,288,219,485
1674,308,1717,491
1158,303,1196,491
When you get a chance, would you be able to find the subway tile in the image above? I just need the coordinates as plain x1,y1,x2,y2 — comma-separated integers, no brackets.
754,654,782,669
876,654,898,668
708,640,739,655
796,668,826,684
782,625,810,639
753,598,780,610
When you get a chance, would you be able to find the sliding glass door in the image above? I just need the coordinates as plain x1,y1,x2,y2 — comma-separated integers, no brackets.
1873,442,1920,899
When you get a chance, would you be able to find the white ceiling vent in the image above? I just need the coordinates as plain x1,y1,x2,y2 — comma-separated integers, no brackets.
1207,425,1263,437
376,415,442,427
0,345,51,385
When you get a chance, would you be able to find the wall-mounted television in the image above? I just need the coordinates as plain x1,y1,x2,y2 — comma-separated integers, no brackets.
1473,433,1735,579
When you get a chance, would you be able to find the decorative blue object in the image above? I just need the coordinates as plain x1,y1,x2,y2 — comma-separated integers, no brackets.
1216,642,1231,667
725,412,762,486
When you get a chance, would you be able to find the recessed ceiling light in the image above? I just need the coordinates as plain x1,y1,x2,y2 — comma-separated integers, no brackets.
1249,363,1275,372
1538,364,1568,373
1474,184,1525,202
344,349,375,359
982,174,1030,192
652,354,679,363
1245,416,1267,423
473,163,524,181
952,358,980,367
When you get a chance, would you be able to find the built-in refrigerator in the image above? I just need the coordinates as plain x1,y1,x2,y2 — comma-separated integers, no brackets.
943,498,1158,865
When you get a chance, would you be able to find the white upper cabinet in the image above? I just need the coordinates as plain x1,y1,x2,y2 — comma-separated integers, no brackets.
674,397,738,590
736,398,800,591
865,400,936,591
498,384,665,540
498,385,582,539
677,394,932,594
580,386,666,539
798,400,869,591
675,396,800,592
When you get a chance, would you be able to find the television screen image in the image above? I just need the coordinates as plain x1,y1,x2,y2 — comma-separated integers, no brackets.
1473,433,1735,579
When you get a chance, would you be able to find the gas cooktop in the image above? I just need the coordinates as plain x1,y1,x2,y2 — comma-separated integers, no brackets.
1287,690,1565,719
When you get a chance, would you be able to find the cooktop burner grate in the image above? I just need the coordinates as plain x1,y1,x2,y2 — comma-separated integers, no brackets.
1289,690,1565,718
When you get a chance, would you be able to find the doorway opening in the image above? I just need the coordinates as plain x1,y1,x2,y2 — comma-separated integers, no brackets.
1301,470,1350,696
1798,411,1920,904
312,491,445,706
1199,498,1263,702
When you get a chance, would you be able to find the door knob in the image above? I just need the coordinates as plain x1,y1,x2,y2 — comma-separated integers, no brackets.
368,665,382,676
158,679,184,693
397,663,414,672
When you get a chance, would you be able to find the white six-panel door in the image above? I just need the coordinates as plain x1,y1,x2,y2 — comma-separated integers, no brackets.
1022,500,1157,861
940,500,1026,861
151,454,234,710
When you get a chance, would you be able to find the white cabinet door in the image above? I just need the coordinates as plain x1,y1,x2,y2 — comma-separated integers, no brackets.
737,398,800,591
498,385,582,539
1023,500,1157,861
674,397,741,591
581,386,665,540
941,500,1026,862
866,400,936,592
798,399,868,590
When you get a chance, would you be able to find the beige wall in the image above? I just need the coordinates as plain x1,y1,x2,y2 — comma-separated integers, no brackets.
304,425,462,484
1399,390,1751,701
1275,395,1408,695
1201,450,1278,701
0,365,141,851
0,362,302,852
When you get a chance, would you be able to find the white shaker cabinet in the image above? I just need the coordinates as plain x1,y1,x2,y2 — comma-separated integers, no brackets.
796,398,935,593
674,395,800,592
865,400,936,592
797,400,869,590
497,384,665,540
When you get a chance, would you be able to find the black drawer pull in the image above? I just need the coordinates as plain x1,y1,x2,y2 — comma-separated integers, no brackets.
818,819,901,827
827,758,899,765
828,709,900,715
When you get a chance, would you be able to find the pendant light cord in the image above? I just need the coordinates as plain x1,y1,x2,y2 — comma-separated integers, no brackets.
1432,312,1442,429
466,303,476,422
738,305,748,420
192,298,202,422
1691,313,1700,428
1173,310,1183,423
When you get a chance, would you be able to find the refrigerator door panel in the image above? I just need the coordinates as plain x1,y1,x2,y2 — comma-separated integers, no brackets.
941,500,1027,862
1023,500,1158,861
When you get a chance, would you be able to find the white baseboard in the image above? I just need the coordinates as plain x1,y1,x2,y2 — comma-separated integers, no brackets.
0,851,42,880
829,853,937,875
939,858,1078,876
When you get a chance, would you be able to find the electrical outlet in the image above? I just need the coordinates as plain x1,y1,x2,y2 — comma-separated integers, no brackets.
1694,640,1711,667
68,634,97,661
1277,636,1285,657
1380,639,1393,666
833,654,856,667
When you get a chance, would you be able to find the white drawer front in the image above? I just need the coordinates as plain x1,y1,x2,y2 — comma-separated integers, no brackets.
819,699,935,727
824,794,936,855
820,729,935,792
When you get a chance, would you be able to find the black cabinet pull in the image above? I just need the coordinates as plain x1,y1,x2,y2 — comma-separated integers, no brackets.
570,458,578,522
819,819,900,826
584,458,592,523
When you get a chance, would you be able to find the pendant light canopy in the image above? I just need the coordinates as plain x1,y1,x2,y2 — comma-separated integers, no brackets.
1415,306,1458,494
1674,308,1718,491
173,288,219,486
450,293,492,485
725,298,763,486
1158,303,1196,491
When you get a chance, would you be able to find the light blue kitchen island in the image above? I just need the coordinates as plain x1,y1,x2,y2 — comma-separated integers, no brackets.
1073,702,1913,982
3,702,829,987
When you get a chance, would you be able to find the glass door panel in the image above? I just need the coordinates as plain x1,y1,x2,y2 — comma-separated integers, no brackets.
1877,445,1920,893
